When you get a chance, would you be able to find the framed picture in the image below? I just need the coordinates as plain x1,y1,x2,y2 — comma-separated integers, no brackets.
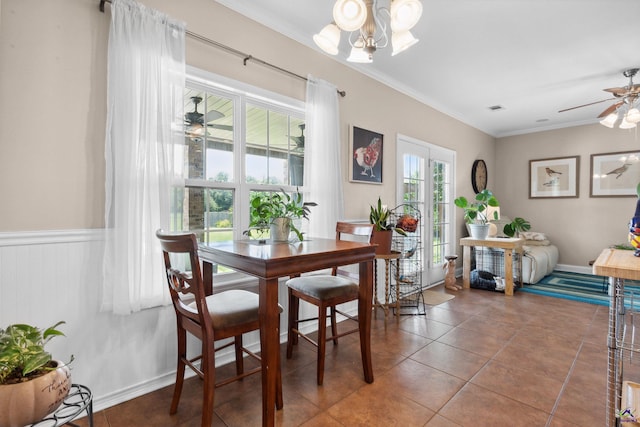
350,125,383,184
529,156,579,198
590,151,640,197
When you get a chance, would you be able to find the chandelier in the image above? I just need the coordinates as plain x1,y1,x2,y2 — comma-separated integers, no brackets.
313,0,423,63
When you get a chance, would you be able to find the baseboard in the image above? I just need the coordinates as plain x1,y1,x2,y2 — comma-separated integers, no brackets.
555,263,593,275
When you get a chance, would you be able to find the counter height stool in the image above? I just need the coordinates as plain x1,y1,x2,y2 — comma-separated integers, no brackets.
286,222,374,385
156,230,282,427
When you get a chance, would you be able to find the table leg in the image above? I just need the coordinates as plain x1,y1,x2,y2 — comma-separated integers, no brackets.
504,250,514,296
358,259,374,383
258,278,280,427
462,246,471,289
384,259,390,317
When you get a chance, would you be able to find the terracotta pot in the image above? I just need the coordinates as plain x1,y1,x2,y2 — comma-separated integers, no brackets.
0,361,71,427
370,229,393,255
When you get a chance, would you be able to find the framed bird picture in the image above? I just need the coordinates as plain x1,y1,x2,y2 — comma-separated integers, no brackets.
590,151,640,197
529,156,579,199
350,125,383,184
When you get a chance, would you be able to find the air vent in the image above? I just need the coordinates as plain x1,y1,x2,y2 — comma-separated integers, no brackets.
487,105,505,111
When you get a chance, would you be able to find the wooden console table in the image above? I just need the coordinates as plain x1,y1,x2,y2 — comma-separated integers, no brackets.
460,237,524,296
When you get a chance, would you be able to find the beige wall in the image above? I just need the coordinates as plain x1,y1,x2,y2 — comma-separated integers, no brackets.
0,0,494,242
495,125,640,266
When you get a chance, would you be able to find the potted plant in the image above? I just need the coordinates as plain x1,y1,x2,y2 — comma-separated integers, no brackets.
0,321,73,427
503,217,531,237
369,197,406,254
454,189,500,239
245,188,317,242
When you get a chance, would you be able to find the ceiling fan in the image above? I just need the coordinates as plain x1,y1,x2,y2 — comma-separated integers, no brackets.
559,68,640,128
289,123,305,151
184,96,233,135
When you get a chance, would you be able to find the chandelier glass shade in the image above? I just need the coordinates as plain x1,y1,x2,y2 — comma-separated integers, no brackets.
314,0,423,63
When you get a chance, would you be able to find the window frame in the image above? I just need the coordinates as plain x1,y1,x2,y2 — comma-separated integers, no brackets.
183,66,305,286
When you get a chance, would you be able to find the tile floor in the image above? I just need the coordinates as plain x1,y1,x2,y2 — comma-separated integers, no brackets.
75,282,627,426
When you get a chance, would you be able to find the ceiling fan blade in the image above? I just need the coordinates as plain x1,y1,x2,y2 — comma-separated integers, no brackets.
207,124,233,131
598,101,623,118
603,87,628,96
205,110,224,123
558,97,616,113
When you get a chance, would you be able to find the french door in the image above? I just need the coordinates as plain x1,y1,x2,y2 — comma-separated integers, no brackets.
396,135,456,286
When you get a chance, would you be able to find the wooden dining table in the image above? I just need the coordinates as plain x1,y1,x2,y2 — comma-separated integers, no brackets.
198,238,376,427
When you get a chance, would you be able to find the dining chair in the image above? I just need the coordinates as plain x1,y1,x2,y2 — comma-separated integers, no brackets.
286,221,374,385
156,230,282,427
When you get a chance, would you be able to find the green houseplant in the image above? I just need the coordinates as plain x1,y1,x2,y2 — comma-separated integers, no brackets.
454,189,499,239
0,321,73,427
503,217,531,237
369,197,406,254
245,188,317,242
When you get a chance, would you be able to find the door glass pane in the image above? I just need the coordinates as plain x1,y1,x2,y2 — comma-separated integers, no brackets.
432,160,452,266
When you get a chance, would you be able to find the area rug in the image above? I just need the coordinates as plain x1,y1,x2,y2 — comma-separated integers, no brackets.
422,290,455,306
520,270,640,306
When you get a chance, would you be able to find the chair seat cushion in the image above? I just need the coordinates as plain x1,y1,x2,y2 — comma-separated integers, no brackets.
287,275,358,300
189,290,282,329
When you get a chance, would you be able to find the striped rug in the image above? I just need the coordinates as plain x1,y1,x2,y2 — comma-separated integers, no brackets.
520,270,640,306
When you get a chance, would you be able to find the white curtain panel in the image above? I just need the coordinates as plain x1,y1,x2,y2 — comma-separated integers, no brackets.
304,76,344,239
102,0,185,314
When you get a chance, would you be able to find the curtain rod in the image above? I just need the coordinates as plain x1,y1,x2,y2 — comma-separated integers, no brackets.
98,0,346,97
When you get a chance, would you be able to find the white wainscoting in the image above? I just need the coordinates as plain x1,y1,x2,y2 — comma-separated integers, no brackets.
0,230,297,413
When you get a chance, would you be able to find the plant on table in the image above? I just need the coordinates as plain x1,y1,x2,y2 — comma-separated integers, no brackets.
503,217,531,237
454,189,500,224
369,197,406,235
244,188,317,242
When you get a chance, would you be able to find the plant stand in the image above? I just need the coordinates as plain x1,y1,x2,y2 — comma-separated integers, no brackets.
389,204,425,315
30,384,93,427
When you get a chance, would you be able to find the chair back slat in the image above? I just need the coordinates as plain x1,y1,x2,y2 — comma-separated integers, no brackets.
336,221,374,239
156,230,210,327
333,222,374,276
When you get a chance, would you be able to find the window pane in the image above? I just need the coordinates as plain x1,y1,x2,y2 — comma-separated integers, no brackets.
246,103,304,186
184,90,235,182
204,93,234,182
181,187,234,243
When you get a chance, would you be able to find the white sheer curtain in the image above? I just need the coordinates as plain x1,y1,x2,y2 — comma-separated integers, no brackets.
304,75,343,239
102,0,185,314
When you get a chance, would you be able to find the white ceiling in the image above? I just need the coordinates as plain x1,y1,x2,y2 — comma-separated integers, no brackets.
215,0,640,138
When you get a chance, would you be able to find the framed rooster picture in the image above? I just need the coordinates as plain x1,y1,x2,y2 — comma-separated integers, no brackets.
350,125,383,184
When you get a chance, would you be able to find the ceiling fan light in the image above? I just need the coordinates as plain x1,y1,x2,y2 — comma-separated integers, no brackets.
390,0,423,31
391,30,419,56
600,113,618,128
626,108,640,124
313,23,341,55
619,116,637,129
333,0,367,32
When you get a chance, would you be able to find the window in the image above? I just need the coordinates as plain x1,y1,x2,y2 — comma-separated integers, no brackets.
170,68,305,276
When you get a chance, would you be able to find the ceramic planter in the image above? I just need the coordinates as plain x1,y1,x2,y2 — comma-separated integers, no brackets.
0,361,71,427
469,223,490,240
270,217,291,242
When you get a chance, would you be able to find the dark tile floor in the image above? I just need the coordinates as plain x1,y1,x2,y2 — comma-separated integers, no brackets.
76,282,621,426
